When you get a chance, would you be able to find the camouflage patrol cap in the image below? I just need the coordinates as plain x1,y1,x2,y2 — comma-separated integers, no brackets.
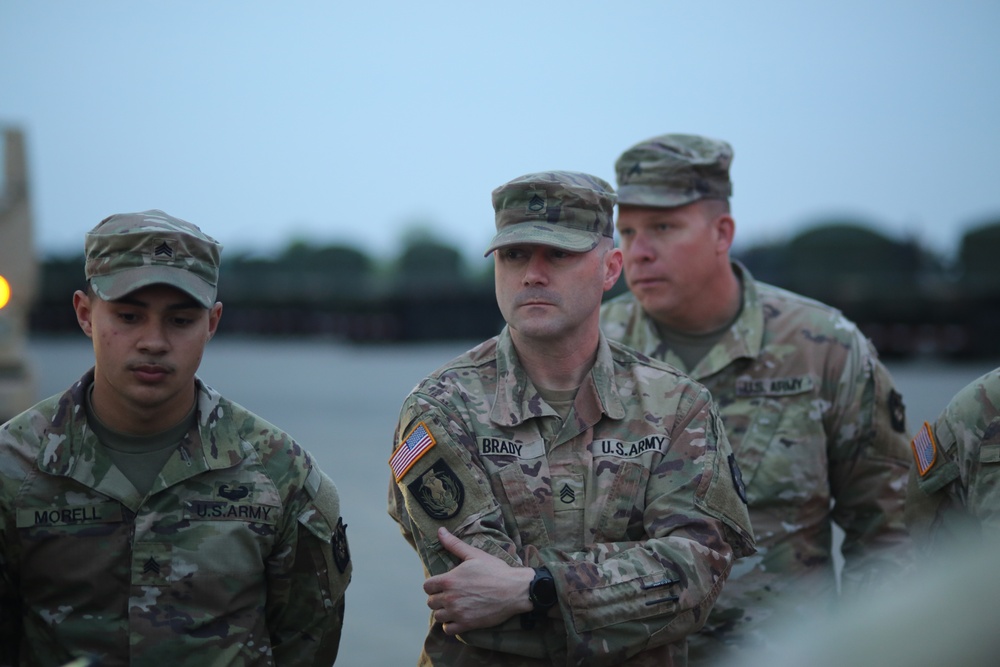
85,209,222,308
615,133,733,208
485,170,616,256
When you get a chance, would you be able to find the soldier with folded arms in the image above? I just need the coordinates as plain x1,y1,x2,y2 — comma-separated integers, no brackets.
388,171,754,666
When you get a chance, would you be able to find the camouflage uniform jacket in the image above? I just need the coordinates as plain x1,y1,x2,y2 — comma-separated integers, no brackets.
387,328,755,667
600,262,912,659
906,367,1000,544
0,370,352,667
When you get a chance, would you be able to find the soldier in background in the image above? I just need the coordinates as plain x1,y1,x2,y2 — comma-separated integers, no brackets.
600,134,912,663
0,210,351,666
906,366,1000,544
387,170,754,666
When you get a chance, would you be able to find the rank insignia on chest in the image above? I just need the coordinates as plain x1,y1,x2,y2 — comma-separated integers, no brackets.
390,421,437,482
559,483,576,504
553,476,584,511
135,543,171,583
911,421,938,477
407,458,465,520
142,556,161,575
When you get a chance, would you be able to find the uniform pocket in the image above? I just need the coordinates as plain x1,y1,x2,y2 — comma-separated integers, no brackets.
592,461,647,544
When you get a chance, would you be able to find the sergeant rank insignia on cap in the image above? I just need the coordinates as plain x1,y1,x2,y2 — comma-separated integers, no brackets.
154,241,174,259
390,421,436,481
911,421,938,477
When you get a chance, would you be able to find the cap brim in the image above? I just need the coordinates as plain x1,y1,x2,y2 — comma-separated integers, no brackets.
484,222,601,256
616,185,705,208
90,265,216,308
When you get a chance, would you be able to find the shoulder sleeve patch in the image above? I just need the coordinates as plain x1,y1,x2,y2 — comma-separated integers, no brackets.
332,517,350,574
406,458,465,520
889,389,907,433
728,453,747,504
911,421,938,477
390,421,436,482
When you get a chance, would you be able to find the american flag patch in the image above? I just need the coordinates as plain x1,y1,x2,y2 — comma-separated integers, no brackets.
911,421,938,477
390,422,436,481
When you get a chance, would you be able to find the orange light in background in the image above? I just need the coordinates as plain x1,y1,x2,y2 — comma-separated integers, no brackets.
0,275,10,309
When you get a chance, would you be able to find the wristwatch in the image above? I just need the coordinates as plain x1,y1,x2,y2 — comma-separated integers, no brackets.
529,567,557,611
522,566,557,629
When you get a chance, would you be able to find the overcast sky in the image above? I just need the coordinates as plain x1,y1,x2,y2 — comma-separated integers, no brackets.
2,0,998,263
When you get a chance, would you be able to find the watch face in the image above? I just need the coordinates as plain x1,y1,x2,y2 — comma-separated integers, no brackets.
531,572,557,607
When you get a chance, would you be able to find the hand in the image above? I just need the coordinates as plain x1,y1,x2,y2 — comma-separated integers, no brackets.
423,526,535,635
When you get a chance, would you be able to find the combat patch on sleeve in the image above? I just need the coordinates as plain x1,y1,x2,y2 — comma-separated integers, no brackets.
728,453,747,504
332,517,350,574
889,389,906,433
911,421,938,477
390,421,436,482
406,458,465,520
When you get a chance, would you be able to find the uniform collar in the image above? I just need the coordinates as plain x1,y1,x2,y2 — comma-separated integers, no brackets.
490,327,625,428
622,261,764,379
685,260,765,379
36,369,247,508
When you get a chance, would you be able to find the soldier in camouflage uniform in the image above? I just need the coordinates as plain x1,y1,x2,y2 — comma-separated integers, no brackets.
386,171,755,666
599,135,912,663
906,367,1000,544
0,210,351,666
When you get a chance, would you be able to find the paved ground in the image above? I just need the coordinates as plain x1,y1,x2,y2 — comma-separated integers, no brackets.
26,335,999,666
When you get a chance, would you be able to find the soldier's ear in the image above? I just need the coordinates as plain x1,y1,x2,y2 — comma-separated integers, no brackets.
207,302,223,340
715,214,735,255
73,290,94,337
603,247,623,292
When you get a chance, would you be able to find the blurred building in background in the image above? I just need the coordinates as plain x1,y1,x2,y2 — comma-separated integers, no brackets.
0,127,38,420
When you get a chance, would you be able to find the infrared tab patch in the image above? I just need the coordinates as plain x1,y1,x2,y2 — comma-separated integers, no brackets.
911,421,938,477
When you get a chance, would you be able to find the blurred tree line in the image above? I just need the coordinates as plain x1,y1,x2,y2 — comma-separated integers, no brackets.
28,216,1000,358
728,217,1000,358
31,231,504,342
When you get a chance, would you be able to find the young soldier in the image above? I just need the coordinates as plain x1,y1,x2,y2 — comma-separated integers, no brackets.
0,210,351,666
